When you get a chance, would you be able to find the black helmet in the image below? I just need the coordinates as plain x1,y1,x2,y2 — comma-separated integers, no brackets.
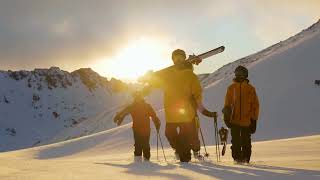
172,49,186,61
234,65,248,78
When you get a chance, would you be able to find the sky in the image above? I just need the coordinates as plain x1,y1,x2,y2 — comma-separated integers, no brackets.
0,0,319,81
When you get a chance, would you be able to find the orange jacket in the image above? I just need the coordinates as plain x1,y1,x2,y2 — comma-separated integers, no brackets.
224,79,259,127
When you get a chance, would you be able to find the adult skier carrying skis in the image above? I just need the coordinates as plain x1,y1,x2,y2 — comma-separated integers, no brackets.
145,49,216,162
113,91,161,162
223,65,260,163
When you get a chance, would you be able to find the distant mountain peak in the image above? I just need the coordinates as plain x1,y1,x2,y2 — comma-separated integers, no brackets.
1,67,114,92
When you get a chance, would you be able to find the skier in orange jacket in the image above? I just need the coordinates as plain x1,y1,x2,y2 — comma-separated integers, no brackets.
223,65,260,163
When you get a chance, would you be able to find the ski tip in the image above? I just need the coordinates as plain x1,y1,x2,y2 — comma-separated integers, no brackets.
221,46,225,51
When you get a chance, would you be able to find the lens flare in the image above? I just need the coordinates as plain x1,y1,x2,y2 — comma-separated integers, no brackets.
93,37,174,81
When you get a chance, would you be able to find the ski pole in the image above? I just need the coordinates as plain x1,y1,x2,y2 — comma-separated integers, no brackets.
199,126,209,157
216,118,220,161
214,119,218,162
214,115,221,162
217,121,221,161
158,132,167,162
213,115,217,161
213,114,221,162
157,131,159,160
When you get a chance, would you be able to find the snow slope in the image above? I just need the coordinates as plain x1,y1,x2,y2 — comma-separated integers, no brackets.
0,123,319,180
193,19,320,143
0,67,130,151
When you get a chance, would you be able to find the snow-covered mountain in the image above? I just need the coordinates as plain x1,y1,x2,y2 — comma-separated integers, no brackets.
1,19,320,154
0,19,320,180
201,20,320,87
0,67,130,151
196,19,320,142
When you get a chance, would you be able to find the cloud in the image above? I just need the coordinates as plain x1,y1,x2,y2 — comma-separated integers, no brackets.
0,0,222,71
0,0,318,74
246,0,320,45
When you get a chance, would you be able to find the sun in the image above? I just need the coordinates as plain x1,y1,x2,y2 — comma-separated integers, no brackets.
93,37,173,82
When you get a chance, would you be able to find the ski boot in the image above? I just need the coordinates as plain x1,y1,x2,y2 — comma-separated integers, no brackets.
134,156,142,163
143,157,150,162
174,151,180,161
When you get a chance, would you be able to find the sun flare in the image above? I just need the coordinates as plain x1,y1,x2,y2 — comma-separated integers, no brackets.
93,37,174,81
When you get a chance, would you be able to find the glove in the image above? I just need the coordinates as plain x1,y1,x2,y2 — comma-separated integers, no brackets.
207,111,217,118
210,111,217,118
188,54,202,65
222,106,232,128
113,113,122,126
113,114,119,123
224,119,232,129
249,119,257,134
202,109,217,118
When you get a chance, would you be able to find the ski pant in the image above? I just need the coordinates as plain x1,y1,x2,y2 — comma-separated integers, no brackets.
230,125,252,162
165,122,193,162
133,130,150,160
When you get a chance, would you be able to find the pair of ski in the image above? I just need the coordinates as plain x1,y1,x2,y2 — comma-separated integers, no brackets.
138,46,225,86
111,46,225,93
152,46,225,75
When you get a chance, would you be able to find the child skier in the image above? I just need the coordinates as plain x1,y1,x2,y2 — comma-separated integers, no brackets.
223,66,260,163
113,91,161,162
